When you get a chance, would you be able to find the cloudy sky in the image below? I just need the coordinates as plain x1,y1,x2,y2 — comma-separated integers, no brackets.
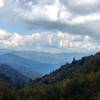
0,0,100,53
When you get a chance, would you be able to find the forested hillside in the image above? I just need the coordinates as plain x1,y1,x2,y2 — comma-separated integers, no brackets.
0,52,100,100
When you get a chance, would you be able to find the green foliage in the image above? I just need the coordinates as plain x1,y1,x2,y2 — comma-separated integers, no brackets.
0,52,100,100
0,80,17,100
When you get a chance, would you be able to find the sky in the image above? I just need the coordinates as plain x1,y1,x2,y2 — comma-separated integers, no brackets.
0,0,100,53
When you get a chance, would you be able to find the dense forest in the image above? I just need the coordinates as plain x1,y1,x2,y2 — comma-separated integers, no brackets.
0,52,100,100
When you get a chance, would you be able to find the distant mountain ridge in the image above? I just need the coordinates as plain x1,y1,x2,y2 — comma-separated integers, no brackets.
0,64,29,87
0,53,40,79
0,49,95,79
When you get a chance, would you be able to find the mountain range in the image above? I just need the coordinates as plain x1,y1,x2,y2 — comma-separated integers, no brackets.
0,49,96,89
0,52,99,100
0,49,93,75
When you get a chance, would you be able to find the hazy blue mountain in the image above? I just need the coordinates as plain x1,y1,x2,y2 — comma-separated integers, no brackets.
0,49,95,78
12,51,94,65
0,52,59,78
0,49,93,65
0,53,41,79
0,64,29,87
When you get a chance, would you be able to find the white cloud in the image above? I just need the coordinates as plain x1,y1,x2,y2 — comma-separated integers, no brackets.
7,0,100,38
0,0,100,41
67,0,98,6
69,13,100,24
0,0,4,7
0,29,100,52
14,0,71,22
